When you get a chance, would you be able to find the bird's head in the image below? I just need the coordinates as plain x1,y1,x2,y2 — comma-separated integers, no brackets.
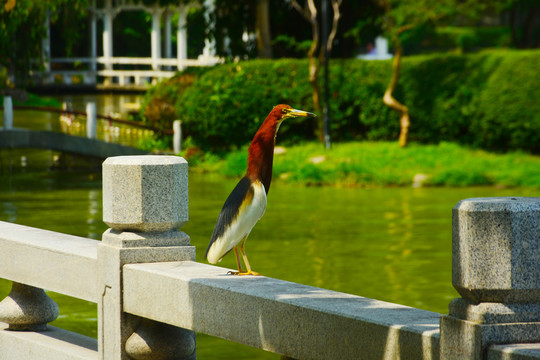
270,104,316,125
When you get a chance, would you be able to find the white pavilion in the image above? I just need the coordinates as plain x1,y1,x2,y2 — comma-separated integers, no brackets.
39,0,220,89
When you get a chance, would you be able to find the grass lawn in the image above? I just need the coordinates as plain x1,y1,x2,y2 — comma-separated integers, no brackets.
185,141,540,188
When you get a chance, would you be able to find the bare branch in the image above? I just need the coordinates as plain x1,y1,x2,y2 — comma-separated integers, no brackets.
382,44,410,147
290,0,311,22
327,0,342,53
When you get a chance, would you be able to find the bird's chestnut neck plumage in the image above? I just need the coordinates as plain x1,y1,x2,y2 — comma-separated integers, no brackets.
245,110,283,195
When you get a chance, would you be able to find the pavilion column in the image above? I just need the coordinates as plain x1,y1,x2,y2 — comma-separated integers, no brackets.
42,11,50,71
164,11,172,60
201,0,216,63
164,10,173,72
42,10,51,85
150,7,164,72
102,0,114,72
177,7,188,71
90,11,97,72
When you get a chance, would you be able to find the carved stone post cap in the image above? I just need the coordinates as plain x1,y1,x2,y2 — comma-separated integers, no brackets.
103,155,188,233
452,197,540,303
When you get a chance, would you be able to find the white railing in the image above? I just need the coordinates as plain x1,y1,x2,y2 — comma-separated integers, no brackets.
39,55,220,87
1,156,539,360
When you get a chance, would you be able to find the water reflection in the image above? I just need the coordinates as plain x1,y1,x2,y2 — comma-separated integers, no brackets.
87,189,101,239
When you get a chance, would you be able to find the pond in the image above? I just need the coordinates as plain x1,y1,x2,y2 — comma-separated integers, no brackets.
1,94,538,359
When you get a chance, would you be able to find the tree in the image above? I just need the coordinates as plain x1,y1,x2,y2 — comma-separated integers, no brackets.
376,0,516,147
290,0,342,142
0,0,89,87
256,0,273,58
509,0,540,48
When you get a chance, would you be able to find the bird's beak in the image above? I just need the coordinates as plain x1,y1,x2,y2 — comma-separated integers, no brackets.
283,108,317,118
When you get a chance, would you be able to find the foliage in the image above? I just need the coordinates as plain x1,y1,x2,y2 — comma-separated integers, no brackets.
0,92,61,107
207,1,383,59
141,49,540,154
428,27,513,52
140,67,211,134
472,50,540,153
136,134,171,152
174,59,316,150
376,0,515,44
0,0,89,85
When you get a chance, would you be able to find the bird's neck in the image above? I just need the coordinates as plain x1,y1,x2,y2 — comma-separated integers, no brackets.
246,120,279,194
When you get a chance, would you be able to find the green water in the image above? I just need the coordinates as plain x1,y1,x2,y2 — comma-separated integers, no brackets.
1,168,537,358
1,94,539,358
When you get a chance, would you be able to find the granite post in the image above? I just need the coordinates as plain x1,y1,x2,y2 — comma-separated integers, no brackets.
440,197,540,360
86,102,97,139
3,96,13,130
98,155,196,360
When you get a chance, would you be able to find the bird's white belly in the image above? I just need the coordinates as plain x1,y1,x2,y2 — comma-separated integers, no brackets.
207,181,267,263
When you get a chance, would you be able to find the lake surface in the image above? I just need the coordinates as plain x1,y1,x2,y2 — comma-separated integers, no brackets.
1,94,538,359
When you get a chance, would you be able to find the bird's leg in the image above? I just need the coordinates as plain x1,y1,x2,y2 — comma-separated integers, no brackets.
227,246,244,275
238,240,260,276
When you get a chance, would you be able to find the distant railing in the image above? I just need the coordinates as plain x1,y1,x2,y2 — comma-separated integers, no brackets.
1,155,540,359
1,96,181,152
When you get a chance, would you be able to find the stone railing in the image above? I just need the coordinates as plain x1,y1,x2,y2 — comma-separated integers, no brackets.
0,155,539,360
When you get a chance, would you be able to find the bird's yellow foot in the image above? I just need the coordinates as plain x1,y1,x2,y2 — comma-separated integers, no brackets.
227,270,260,276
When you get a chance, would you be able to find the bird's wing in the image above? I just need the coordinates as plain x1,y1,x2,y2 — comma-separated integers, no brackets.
206,176,267,264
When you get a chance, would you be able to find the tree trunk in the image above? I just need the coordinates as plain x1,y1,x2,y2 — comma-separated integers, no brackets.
383,42,410,147
291,0,321,112
255,0,272,58
291,0,342,142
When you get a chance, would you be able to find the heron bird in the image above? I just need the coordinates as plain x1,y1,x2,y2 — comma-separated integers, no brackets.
205,104,316,275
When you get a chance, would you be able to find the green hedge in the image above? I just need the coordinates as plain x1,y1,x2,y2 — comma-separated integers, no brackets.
141,50,540,153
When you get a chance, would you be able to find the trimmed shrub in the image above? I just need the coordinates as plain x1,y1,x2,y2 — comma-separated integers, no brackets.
472,51,540,153
174,59,315,149
141,50,540,153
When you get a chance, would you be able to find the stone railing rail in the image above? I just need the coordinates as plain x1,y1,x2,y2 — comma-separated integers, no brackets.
0,155,539,360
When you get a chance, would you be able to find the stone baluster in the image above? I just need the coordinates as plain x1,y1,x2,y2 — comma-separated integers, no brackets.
0,282,59,331
440,197,540,359
98,155,196,360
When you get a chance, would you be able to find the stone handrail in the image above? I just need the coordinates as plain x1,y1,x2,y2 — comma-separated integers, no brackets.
0,223,98,302
123,261,440,359
0,155,539,360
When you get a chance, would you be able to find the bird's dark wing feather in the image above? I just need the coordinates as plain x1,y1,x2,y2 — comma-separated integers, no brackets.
206,176,253,257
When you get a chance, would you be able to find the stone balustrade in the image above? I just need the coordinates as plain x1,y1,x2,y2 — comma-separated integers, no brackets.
0,155,539,359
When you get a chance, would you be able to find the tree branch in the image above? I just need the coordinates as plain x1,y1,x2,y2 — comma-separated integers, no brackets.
327,0,342,53
290,0,311,22
382,44,410,147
